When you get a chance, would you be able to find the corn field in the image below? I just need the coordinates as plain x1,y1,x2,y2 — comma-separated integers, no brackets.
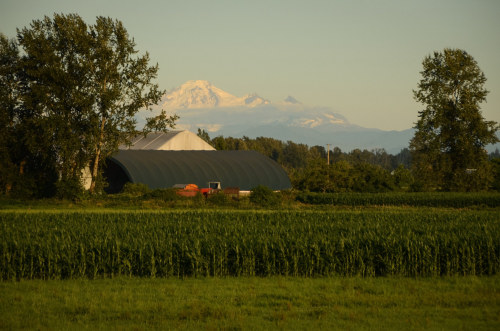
1,210,499,279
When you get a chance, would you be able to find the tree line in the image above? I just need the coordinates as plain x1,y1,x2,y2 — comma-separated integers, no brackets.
198,131,416,192
199,130,499,192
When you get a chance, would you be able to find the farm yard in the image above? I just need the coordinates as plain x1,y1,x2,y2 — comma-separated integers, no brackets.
1,198,500,330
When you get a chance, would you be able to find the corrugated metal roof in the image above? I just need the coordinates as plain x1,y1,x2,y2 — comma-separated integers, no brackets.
108,150,291,191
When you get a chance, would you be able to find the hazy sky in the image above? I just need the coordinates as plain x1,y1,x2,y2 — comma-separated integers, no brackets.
1,0,499,130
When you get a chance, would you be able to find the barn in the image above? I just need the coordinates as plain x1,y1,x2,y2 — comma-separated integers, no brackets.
104,150,291,193
103,130,291,193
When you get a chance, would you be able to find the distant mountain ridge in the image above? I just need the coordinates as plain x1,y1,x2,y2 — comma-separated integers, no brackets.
140,80,497,154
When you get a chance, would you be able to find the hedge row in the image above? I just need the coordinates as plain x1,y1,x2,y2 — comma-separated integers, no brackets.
296,192,500,207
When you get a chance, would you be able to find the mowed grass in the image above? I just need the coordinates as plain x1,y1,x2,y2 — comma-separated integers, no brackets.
1,276,499,330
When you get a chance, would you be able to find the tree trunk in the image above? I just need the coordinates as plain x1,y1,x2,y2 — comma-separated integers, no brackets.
89,117,106,194
19,160,26,175
89,150,100,194
5,183,12,195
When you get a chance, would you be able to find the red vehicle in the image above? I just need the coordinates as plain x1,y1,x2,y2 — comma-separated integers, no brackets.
175,182,222,197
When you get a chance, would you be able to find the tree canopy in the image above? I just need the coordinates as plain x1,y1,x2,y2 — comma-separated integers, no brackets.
0,14,177,197
410,48,499,191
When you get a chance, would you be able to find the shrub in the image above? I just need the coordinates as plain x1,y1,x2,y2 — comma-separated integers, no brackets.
55,177,84,200
143,188,182,201
250,185,280,207
121,182,151,196
278,189,297,206
207,191,230,206
392,164,414,190
351,163,395,192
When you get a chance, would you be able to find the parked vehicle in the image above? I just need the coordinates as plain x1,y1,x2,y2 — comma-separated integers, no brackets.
174,182,227,197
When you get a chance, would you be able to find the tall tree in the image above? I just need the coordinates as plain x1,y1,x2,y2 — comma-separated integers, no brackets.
17,15,94,194
14,14,177,195
410,48,499,191
1,33,59,197
84,16,176,193
0,34,20,194
197,128,212,144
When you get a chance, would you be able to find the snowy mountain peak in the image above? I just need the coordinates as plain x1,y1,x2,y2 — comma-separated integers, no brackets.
243,93,270,107
161,80,269,110
284,95,301,104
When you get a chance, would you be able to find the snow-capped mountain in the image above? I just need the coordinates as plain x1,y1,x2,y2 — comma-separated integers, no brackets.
160,80,270,109
152,80,351,130
283,95,302,105
139,80,415,153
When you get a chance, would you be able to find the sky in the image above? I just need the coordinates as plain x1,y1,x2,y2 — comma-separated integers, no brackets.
1,0,499,131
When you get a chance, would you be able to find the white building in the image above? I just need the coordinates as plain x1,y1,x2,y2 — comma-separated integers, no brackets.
119,130,215,151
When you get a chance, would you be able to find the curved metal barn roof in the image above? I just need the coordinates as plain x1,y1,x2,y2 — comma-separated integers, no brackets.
108,150,291,191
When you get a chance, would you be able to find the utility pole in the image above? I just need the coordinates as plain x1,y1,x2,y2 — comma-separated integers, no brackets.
326,144,330,165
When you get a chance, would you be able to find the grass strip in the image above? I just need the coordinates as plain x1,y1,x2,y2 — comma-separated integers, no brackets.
1,276,499,330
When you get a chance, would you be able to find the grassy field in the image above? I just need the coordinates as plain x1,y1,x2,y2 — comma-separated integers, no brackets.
1,202,499,329
1,276,499,330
